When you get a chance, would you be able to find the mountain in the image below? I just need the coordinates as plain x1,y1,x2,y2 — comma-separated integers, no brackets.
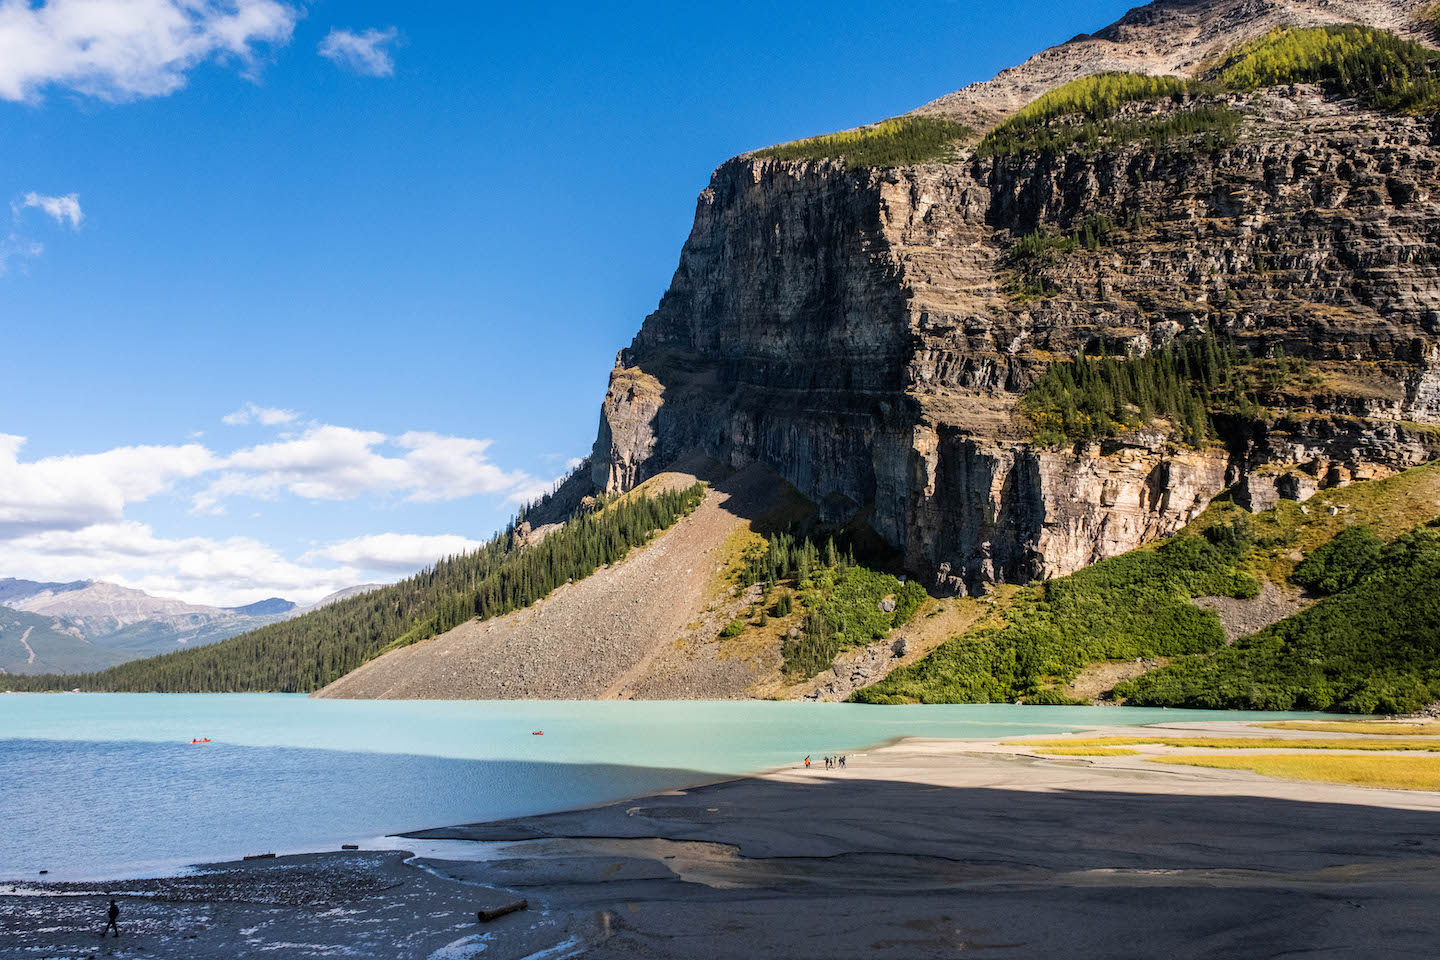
10,0,1440,705
303,584,386,610
226,598,297,616
0,578,300,670
576,0,1440,597
0,606,126,676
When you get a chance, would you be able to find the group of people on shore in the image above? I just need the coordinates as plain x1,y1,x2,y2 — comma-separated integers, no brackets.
802,755,847,769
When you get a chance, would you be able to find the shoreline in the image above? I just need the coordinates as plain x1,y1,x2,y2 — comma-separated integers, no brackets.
9,720,1440,957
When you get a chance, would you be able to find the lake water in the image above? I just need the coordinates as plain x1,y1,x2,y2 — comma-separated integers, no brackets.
0,694,1332,881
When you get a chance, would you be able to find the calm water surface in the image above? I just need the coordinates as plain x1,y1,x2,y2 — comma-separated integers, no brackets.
0,694,1331,880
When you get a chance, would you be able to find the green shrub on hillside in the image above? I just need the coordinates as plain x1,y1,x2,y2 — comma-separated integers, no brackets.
732,529,926,679
4,483,708,693
1214,25,1440,113
754,116,973,169
780,567,927,679
978,26,1440,160
1292,524,1383,595
975,73,1239,158
1117,524,1440,713
852,532,1258,704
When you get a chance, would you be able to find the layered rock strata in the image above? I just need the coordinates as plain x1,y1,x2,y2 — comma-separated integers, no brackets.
587,5,1440,593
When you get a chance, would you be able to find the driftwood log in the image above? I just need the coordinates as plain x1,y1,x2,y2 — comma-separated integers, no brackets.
477,900,528,923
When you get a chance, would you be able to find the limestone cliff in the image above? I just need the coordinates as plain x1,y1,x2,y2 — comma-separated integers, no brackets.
586,0,1440,594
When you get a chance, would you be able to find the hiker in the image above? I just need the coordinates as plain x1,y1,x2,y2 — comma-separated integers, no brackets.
103,898,119,938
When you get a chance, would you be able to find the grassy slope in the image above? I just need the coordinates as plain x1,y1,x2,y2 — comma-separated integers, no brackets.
852,533,1258,705
752,117,972,169
855,461,1440,711
760,25,1440,170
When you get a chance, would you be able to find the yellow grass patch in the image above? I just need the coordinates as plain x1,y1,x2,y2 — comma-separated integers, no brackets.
1149,753,1440,791
1255,721,1440,737
1005,736,1440,752
1032,747,1141,757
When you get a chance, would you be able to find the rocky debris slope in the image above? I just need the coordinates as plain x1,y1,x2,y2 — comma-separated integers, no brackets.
584,3,1440,597
314,464,788,701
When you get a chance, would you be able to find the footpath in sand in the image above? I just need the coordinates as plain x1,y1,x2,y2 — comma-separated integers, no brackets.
316,462,787,701
10,720,1440,959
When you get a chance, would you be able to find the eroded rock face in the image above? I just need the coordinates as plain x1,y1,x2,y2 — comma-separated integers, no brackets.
587,52,1440,591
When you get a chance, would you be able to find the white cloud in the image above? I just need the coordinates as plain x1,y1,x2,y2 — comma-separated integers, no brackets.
221,401,299,426
0,232,43,273
318,26,397,77
2,521,368,606
0,417,539,605
19,192,82,228
304,532,485,573
0,0,300,102
194,425,533,512
0,433,216,535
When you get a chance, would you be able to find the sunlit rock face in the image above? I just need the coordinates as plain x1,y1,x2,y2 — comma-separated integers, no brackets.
588,3,1440,592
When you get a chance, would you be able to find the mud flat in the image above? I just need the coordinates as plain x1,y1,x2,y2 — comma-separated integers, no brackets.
7,722,1440,958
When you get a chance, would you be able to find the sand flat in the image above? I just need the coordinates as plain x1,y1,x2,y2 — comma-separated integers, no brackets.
7,722,1440,958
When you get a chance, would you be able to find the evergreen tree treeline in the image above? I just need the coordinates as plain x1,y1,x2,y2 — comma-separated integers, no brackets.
4,483,707,694
731,529,927,679
1021,336,1242,447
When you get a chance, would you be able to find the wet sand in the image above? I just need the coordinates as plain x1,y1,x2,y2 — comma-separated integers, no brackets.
7,721,1440,958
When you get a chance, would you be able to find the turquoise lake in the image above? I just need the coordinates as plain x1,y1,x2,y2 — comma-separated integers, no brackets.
0,695,1333,881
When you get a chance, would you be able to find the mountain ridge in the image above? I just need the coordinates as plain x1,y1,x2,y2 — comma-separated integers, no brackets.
0,577,384,673
10,0,1440,706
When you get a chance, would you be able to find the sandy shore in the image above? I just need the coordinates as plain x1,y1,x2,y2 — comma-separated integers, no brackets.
7,719,1440,958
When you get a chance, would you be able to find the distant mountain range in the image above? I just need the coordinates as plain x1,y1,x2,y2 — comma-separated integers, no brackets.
0,578,384,675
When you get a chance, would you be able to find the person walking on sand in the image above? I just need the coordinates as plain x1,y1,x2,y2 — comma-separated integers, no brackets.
103,898,119,938
804,755,810,768
839,755,846,769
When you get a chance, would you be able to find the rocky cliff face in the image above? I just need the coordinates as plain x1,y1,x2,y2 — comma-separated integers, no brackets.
586,3,1440,594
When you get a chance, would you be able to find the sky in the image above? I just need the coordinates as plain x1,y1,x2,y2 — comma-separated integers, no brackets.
0,0,1134,607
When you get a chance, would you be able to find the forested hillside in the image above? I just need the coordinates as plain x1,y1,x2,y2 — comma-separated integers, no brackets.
1118,523,1440,712
855,463,1440,713
2,483,706,693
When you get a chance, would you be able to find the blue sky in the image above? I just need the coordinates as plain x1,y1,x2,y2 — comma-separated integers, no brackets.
0,0,1131,605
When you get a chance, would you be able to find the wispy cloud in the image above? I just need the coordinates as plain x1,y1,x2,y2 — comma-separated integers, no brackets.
19,192,82,228
222,402,299,426
193,426,532,513
0,0,300,102
303,532,485,572
0,233,43,273
318,26,399,77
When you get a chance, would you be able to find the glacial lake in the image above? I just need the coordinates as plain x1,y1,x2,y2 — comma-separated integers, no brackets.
0,694,1334,881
